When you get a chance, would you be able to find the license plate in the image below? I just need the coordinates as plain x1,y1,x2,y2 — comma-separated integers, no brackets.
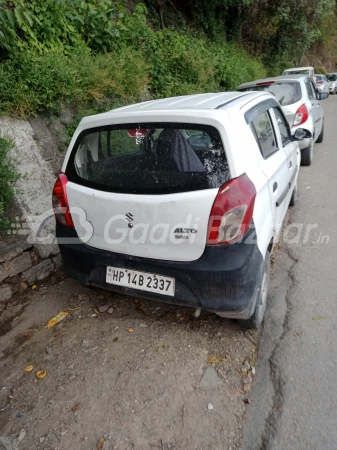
106,266,175,297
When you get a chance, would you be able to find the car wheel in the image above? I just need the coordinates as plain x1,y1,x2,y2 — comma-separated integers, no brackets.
300,138,314,166
316,120,324,143
239,252,270,329
289,183,297,207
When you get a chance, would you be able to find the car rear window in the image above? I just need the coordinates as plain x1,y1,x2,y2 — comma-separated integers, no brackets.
239,82,301,106
327,74,337,81
284,69,310,75
66,123,229,195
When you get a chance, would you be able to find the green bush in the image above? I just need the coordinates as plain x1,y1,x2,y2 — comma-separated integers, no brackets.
124,25,266,97
0,29,265,117
0,0,128,54
0,1,266,117
0,135,20,233
0,47,150,116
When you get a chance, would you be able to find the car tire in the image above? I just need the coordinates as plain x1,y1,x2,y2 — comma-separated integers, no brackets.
316,121,324,143
239,252,270,329
289,183,297,207
300,138,314,166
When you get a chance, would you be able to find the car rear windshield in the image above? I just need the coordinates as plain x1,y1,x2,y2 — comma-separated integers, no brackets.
66,123,229,195
327,74,337,81
239,82,301,106
315,75,323,80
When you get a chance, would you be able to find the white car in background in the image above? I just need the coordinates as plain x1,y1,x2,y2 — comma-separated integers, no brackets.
327,73,337,94
53,92,311,328
237,75,328,166
314,74,330,94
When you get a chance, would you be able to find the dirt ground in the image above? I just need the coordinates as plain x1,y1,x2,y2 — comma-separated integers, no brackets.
0,272,259,450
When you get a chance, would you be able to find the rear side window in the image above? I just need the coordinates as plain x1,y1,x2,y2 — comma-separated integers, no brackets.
305,81,315,100
251,111,278,159
239,82,301,106
273,107,292,146
67,123,229,195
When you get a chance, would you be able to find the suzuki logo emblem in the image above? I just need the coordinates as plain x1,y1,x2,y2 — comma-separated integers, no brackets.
125,212,134,228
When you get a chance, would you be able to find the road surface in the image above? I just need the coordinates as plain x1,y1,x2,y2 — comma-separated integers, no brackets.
242,95,337,449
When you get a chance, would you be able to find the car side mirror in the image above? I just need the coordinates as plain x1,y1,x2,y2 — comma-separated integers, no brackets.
317,92,329,100
293,128,312,141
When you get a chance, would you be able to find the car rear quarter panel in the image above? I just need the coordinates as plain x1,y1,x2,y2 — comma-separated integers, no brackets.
225,106,274,259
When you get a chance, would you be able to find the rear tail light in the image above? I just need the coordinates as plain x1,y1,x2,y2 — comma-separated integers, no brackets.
316,80,323,84
52,173,74,227
207,173,256,245
293,104,309,126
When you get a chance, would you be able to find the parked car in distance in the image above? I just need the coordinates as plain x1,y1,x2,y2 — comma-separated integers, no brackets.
327,73,337,94
314,74,329,94
283,66,314,76
237,75,328,166
53,92,311,328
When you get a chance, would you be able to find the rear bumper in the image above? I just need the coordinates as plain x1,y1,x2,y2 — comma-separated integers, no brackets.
56,223,265,319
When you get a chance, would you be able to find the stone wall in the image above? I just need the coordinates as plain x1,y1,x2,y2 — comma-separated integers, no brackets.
0,117,65,304
0,236,61,303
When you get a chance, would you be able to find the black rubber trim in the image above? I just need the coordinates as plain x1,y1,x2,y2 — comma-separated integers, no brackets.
245,98,280,124
315,118,321,123
215,92,252,109
276,165,298,207
276,185,289,207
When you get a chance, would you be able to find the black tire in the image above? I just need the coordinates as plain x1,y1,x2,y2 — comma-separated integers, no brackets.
289,183,297,207
239,253,270,329
300,138,314,166
316,121,324,143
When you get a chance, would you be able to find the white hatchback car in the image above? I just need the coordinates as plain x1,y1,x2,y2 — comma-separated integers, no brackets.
314,74,330,94
53,92,310,328
237,75,328,166
327,73,337,94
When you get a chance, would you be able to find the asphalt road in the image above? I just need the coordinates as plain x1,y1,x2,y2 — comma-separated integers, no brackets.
242,95,337,449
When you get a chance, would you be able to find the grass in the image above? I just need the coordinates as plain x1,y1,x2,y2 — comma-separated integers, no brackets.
0,134,20,234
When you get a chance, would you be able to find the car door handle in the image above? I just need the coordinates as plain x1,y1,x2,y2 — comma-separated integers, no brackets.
273,182,278,192
289,161,292,168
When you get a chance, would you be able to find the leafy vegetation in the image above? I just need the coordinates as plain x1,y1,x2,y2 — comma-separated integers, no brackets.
0,0,336,118
0,134,20,233
0,47,150,116
152,0,336,72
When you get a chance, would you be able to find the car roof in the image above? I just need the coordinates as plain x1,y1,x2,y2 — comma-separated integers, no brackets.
107,92,260,113
77,92,273,127
69,91,277,143
237,75,311,89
